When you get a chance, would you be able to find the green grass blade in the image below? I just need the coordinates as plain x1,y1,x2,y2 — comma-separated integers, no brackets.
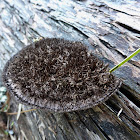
109,48,140,73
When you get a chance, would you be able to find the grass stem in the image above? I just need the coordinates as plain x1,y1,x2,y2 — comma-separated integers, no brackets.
109,48,140,73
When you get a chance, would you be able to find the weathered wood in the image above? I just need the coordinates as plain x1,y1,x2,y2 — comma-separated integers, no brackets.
0,0,140,140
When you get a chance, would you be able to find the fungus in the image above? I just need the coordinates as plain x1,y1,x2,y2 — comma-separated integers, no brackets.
2,38,122,112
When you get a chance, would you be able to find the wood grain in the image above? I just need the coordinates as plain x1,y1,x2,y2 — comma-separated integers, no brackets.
0,0,140,139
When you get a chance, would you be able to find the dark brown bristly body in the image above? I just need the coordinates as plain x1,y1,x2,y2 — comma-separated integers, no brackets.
2,38,121,112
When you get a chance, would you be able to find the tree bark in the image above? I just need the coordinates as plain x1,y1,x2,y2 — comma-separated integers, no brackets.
0,0,140,140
